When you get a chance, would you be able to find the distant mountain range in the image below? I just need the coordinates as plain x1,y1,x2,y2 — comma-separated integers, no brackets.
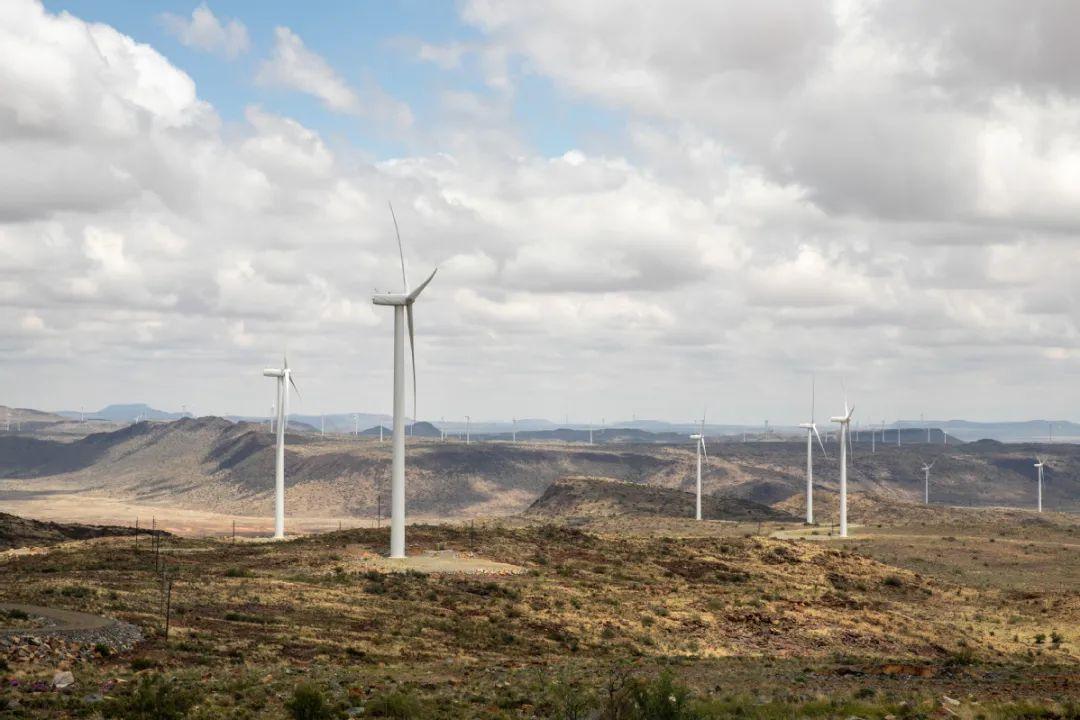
40,404,1080,444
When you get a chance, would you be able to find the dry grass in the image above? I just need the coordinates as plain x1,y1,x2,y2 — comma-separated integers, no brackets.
0,506,1077,717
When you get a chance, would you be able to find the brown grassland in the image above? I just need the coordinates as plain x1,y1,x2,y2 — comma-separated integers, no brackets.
0,503,1077,718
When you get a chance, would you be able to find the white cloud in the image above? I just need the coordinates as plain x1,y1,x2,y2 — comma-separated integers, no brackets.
161,3,249,59
257,26,413,129
2,0,1080,422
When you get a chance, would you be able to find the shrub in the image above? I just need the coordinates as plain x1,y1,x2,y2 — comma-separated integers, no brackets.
285,683,333,720
623,671,701,720
103,675,195,720
367,690,423,718
224,567,252,578
59,585,92,598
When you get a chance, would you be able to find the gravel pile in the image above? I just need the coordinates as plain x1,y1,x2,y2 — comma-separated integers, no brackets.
0,608,142,665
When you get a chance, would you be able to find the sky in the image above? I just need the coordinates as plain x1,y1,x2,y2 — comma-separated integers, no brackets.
2,0,1080,425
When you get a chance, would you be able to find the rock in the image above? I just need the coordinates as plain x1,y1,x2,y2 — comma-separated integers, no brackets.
53,670,75,689
942,695,960,706
345,707,364,717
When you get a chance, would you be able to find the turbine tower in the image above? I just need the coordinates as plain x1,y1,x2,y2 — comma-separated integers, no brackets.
512,417,517,443
797,377,827,524
465,415,471,445
830,393,855,538
921,459,936,505
689,413,708,521
1034,457,1045,513
372,203,437,559
262,354,299,539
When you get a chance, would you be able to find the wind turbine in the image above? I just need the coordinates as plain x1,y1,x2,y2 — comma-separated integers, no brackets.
465,416,471,444
1034,457,1045,513
262,353,299,540
797,377,827,524
921,459,936,505
371,202,437,559
689,413,708,521
830,392,855,538
512,417,517,443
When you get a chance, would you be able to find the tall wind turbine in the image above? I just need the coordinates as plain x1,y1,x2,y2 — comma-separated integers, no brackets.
372,203,437,559
797,378,827,524
689,413,708,521
830,393,855,538
1034,457,1045,513
465,415,471,445
263,354,299,539
921,459,936,505
511,417,517,443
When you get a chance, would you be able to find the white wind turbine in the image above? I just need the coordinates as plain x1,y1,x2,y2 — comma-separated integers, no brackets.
921,459,936,505
830,392,855,538
465,415,471,444
262,353,300,539
511,417,517,443
689,413,708,521
1034,457,1045,513
371,203,437,559
797,378,828,525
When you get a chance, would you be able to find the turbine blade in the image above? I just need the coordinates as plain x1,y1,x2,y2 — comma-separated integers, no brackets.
701,438,708,462
848,424,854,465
288,372,300,399
813,423,827,456
389,201,408,292
406,267,437,302
811,375,815,422
407,302,417,429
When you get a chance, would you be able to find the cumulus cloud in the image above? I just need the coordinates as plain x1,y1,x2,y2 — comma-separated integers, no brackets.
257,26,413,129
2,0,1079,422
161,3,249,58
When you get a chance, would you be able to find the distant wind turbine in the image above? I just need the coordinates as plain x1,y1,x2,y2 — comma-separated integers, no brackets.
830,392,855,538
263,353,300,539
511,417,517,443
797,377,827,525
689,412,708,521
465,415,471,445
921,459,936,505
1034,457,1045,513
372,202,437,559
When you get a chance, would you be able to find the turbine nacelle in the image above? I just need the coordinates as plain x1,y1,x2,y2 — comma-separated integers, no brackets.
263,368,285,378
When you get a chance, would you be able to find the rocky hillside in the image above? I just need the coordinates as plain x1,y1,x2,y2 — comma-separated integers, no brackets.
0,512,164,550
525,476,796,521
0,418,1077,521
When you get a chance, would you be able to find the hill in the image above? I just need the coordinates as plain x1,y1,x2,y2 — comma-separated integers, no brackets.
0,418,1077,530
526,476,795,521
0,511,164,550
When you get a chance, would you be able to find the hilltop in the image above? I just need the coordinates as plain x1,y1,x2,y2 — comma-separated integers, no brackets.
526,476,795,521
0,511,163,550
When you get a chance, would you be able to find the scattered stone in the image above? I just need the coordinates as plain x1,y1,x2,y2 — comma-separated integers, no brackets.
942,695,960,706
52,670,75,689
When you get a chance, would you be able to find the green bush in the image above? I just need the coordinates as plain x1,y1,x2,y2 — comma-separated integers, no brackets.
624,672,701,720
367,690,423,718
285,683,334,720
103,675,195,720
